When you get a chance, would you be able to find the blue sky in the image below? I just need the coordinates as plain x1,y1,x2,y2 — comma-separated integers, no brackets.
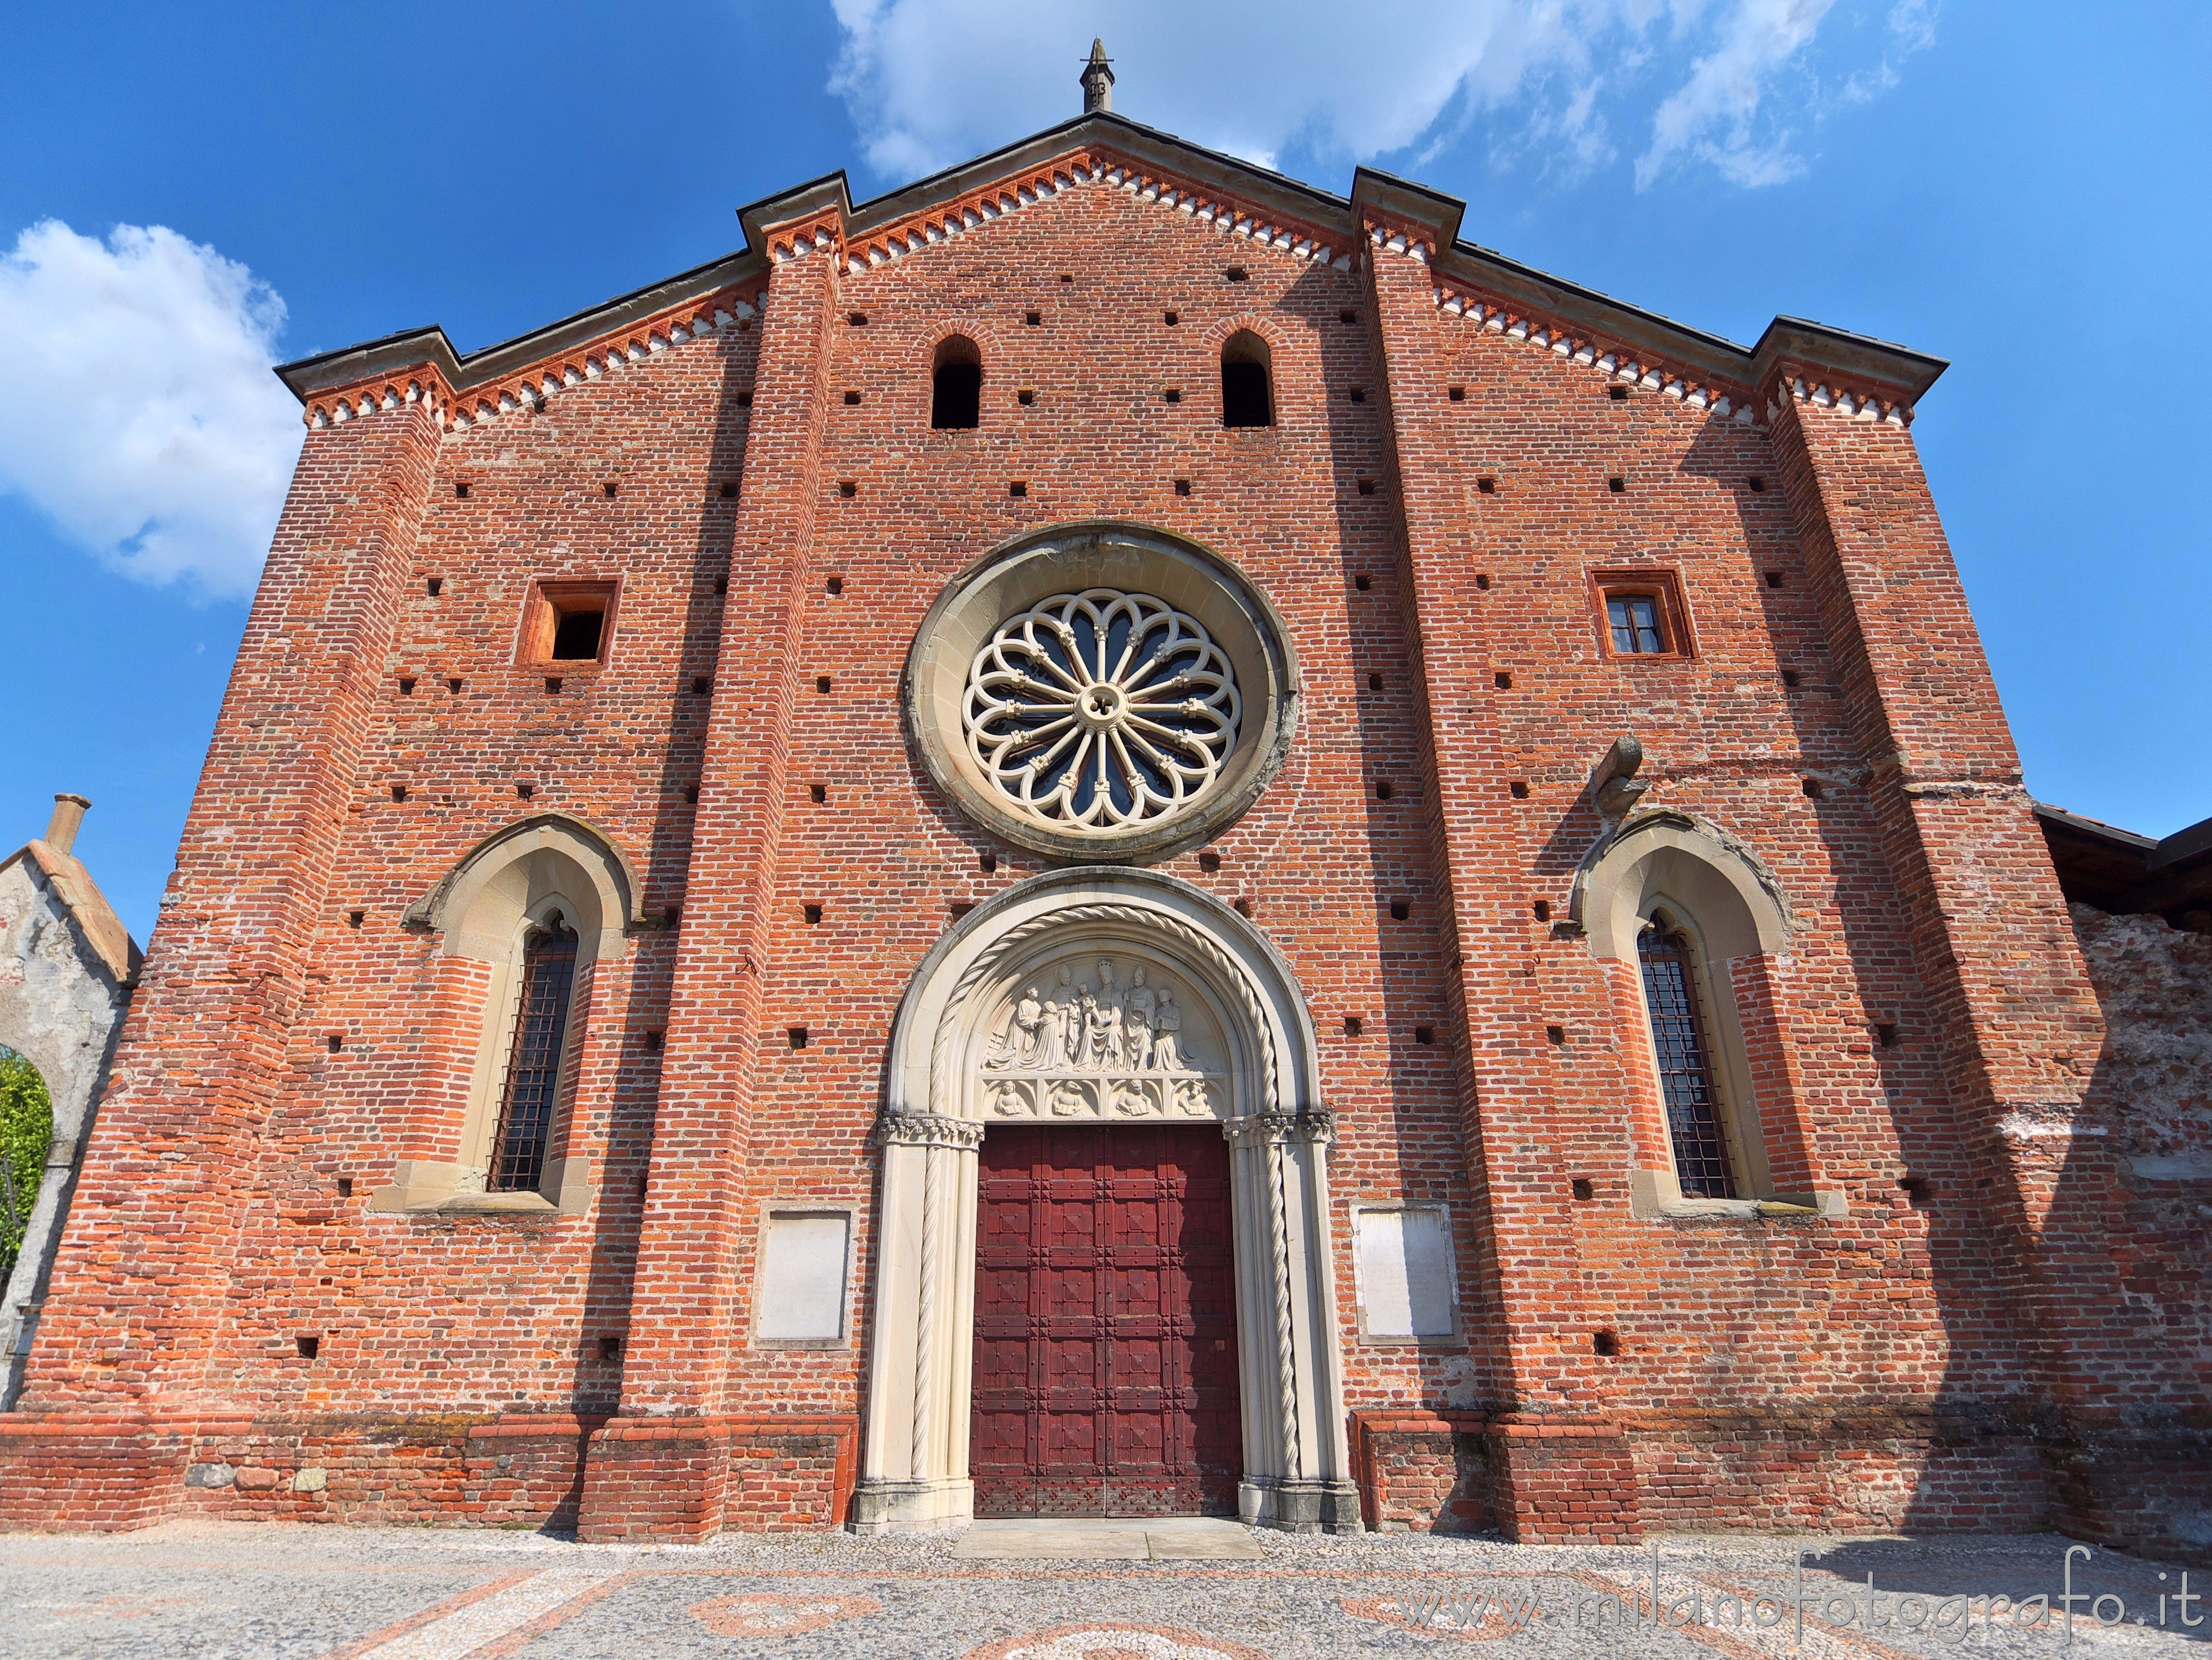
3,1,2205,946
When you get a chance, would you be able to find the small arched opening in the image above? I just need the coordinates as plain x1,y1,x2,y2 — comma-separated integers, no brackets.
931,335,983,429
0,1046,53,1296
1220,330,1274,428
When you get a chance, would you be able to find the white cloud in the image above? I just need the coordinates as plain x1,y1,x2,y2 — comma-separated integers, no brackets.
0,220,302,599
825,0,1926,193
1636,0,1833,187
1837,0,1939,107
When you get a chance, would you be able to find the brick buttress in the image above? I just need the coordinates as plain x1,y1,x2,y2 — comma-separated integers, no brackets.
575,224,842,1542
1357,173,1642,1545
0,399,440,1529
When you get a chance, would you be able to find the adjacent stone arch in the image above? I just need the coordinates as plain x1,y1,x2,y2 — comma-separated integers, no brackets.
855,866,1356,1534
1571,809,1794,964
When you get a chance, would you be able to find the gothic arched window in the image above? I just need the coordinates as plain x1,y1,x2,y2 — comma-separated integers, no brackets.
1220,331,1274,428
931,335,983,429
1637,910,1736,1199
489,911,579,1191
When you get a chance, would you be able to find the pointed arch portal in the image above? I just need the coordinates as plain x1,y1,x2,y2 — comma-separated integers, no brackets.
853,867,1358,1533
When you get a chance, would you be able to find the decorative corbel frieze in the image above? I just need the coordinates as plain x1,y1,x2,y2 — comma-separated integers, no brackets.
1766,374,1913,428
1431,286,1756,426
434,291,762,434
845,153,1353,281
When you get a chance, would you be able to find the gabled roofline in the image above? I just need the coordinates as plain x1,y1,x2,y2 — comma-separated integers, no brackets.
0,839,141,989
840,111,1352,244
274,110,1946,409
1341,166,1946,402
275,242,770,403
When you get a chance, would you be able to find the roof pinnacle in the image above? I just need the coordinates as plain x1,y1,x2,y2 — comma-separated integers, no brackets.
1081,38,1114,115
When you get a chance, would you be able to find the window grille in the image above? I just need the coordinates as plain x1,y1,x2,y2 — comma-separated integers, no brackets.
490,913,578,1191
1638,921,1736,1198
1608,593,1665,654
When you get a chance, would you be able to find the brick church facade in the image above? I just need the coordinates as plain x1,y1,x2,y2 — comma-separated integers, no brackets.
4,82,2204,1551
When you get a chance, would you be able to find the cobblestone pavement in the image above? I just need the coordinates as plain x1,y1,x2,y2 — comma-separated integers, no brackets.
2,1522,2206,1659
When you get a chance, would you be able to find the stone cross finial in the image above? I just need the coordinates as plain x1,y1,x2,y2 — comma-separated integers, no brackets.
1081,38,1114,113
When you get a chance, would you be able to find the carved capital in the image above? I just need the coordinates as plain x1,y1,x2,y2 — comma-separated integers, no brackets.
874,1109,985,1151
1222,1107,1333,1147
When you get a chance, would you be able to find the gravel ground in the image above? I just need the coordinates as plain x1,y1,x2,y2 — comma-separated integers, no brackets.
2,1521,2206,1659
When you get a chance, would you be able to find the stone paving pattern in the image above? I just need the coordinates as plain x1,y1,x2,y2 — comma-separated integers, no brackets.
6,1524,2209,1659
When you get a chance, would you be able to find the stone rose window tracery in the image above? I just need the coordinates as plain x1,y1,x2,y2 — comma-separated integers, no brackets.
962,589,1240,835
906,525,1297,864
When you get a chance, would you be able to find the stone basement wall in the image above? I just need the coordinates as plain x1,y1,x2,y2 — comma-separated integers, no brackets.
2062,905,2212,1564
0,1411,856,1533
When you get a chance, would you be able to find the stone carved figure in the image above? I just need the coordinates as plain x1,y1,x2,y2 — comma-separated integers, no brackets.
1112,1078,1155,1116
1073,982,1097,1062
975,955,1219,1119
986,984,1047,1070
1124,966,1156,1071
1151,987,1185,1072
1033,962,1073,1070
1085,958,1125,1068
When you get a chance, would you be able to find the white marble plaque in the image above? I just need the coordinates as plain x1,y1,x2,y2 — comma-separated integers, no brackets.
1354,1207,1456,1339
757,1211,850,1342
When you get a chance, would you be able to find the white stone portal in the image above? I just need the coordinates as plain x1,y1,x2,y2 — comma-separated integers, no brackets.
853,867,1358,1534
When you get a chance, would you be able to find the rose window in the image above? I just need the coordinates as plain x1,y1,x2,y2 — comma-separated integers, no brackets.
962,590,1241,834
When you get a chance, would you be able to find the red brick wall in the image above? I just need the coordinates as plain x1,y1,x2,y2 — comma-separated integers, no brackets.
18,396,440,1441
11,148,2202,1546
1350,1409,1491,1533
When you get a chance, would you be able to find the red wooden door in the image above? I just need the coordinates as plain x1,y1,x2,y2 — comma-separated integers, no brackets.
973,1125,1240,1516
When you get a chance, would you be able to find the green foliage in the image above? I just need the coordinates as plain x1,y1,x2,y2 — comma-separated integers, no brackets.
0,1046,54,1291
